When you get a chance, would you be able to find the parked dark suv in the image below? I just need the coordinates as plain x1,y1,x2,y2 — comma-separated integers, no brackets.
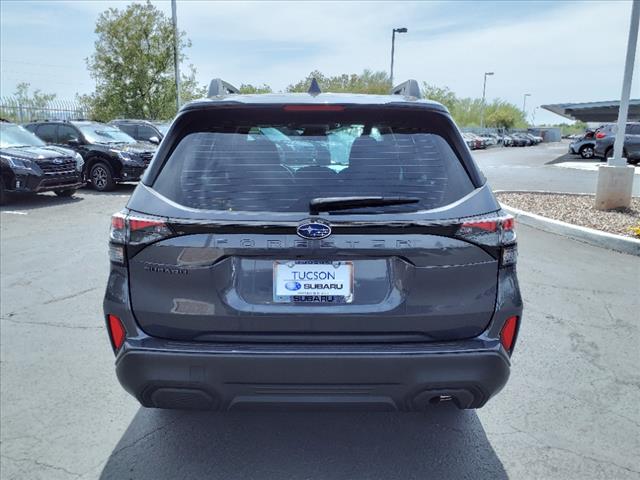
108,119,167,144
104,79,522,411
26,120,157,191
0,121,84,204
594,122,640,164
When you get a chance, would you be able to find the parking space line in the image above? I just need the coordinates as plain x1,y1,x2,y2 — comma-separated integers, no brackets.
1,211,28,215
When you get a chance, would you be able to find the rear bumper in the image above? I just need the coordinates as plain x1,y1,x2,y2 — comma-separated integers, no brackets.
114,339,511,411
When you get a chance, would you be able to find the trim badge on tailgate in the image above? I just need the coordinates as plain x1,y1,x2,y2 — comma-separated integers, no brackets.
296,220,331,240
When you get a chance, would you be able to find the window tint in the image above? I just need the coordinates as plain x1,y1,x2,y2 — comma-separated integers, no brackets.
75,123,135,144
626,124,640,135
0,124,46,148
36,124,57,143
138,125,157,140
153,117,474,213
118,124,137,138
58,125,79,143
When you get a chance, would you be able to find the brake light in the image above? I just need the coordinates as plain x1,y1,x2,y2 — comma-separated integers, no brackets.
500,316,519,353
595,132,606,139
462,220,497,232
107,314,126,351
456,214,517,266
129,218,165,231
109,211,172,263
457,214,515,245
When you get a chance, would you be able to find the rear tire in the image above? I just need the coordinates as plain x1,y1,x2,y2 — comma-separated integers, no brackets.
90,162,116,192
605,148,613,160
579,145,595,159
54,188,76,198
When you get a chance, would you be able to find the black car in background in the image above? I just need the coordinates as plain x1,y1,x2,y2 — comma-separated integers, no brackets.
0,121,84,205
108,119,167,144
594,122,640,164
26,120,157,191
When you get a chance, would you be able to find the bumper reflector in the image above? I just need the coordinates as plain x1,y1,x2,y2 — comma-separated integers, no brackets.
500,316,519,352
107,314,126,351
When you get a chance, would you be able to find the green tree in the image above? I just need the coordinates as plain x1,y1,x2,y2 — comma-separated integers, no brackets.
422,83,457,111
84,1,205,121
0,83,57,122
13,82,56,109
421,82,527,129
484,101,528,129
287,70,391,94
540,121,588,136
238,84,273,94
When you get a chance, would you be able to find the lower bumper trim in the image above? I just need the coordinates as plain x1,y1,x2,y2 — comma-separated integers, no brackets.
115,344,510,411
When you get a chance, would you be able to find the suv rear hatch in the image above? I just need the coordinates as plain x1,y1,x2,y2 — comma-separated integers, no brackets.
115,104,514,342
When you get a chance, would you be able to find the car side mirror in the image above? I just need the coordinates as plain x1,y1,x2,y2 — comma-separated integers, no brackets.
149,136,160,145
67,138,82,146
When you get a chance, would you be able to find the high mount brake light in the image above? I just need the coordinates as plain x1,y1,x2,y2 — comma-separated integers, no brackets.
283,105,345,112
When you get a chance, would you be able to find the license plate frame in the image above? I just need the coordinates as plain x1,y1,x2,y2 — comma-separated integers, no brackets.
273,260,354,304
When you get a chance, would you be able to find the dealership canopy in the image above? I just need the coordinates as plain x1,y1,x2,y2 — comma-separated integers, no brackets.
541,99,640,122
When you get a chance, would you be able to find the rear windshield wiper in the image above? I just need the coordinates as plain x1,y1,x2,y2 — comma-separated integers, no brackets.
309,196,420,215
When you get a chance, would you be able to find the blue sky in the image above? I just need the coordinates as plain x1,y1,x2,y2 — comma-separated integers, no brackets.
1,0,637,124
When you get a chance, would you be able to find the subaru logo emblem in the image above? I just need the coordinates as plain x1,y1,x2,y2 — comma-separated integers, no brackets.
297,220,331,240
53,158,63,164
285,281,302,291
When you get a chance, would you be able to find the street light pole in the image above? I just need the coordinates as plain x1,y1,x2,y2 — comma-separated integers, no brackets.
522,93,531,114
390,27,407,88
595,0,639,210
611,0,639,166
480,72,494,129
171,0,181,111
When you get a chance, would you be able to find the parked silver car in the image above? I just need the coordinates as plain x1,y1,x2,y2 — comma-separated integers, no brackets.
569,131,596,159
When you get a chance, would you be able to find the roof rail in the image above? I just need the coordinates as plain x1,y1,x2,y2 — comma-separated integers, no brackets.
390,79,422,99
207,78,240,97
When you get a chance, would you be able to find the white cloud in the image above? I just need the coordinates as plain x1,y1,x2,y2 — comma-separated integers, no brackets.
1,0,636,124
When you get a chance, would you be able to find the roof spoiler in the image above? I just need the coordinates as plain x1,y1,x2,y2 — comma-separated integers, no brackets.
390,79,422,99
207,78,240,97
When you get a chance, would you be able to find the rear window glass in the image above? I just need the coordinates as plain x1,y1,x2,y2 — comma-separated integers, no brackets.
153,111,474,213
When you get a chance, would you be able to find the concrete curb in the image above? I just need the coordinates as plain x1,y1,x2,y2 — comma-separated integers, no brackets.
495,193,640,256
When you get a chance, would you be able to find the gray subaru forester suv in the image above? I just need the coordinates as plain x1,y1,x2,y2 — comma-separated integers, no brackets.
104,79,522,411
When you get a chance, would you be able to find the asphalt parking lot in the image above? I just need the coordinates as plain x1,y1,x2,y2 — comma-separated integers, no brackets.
1,145,639,479
474,142,640,195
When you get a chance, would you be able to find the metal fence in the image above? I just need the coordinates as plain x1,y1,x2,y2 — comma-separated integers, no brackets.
0,98,90,124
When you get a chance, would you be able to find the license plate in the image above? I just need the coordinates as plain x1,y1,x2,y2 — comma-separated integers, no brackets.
273,261,353,303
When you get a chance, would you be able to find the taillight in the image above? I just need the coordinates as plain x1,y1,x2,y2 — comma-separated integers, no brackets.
109,211,172,264
128,215,171,245
107,314,126,351
456,213,517,266
500,316,519,353
457,214,516,245
595,132,606,139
